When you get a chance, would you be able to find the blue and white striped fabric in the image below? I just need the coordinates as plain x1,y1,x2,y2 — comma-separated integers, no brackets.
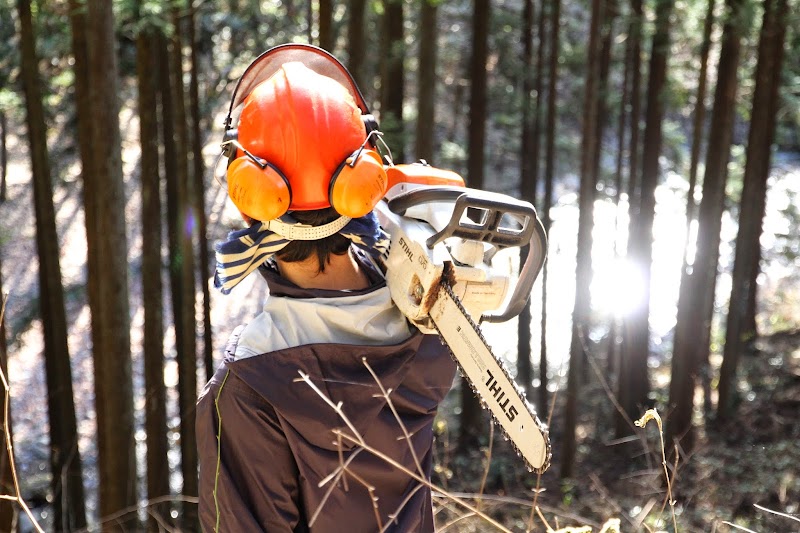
214,212,390,294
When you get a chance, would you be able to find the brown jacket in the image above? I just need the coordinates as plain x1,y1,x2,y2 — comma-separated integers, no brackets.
197,266,457,532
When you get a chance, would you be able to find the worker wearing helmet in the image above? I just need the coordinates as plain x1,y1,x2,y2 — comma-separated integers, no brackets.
196,44,457,532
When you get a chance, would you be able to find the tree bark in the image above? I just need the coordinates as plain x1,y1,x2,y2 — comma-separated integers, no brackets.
319,0,334,51
717,0,788,420
0,112,6,203
684,0,717,241
466,0,489,191
380,0,405,162
625,0,643,204
346,0,367,88
187,0,214,383
667,0,748,454
85,0,138,525
540,0,561,417
415,0,438,163
136,11,172,530
0,261,15,533
618,0,674,435
561,0,603,479
461,0,491,447
168,6,199,526
517,0,536,400
19,1,88,530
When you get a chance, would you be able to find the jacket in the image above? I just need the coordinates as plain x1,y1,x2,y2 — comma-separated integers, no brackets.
197,257,457,532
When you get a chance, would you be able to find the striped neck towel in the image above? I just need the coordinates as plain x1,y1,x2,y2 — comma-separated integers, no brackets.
214,212,390,294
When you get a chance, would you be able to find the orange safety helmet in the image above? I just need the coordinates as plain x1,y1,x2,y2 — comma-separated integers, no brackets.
222,45,387,222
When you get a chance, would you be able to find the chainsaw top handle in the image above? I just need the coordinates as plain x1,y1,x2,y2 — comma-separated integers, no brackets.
386,185,548,323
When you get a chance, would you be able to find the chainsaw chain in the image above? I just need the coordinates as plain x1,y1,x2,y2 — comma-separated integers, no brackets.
433,281,552,474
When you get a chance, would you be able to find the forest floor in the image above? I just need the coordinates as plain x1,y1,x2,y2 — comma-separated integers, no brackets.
427,329,800,532
1,95,799,532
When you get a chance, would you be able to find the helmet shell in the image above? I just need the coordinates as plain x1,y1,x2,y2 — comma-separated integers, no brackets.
237,62,367,211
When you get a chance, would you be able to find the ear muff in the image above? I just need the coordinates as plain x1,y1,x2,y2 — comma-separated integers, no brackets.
329,149,387,218
227,156,292,222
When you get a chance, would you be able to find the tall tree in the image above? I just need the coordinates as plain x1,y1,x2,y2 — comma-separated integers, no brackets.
85,0,138,524
625,0,644,204
684,0,717,245
561,0,603,479
667,0,748,453
717,0,789,420
617,0,675,433
461,0,491,446
187,0,214,383
606,0,632,380
380,0,405,161
319,0,334,51
540,0,562,416
0,112,6,203
517,0,536,400
18,0,88,530
135,5,171,529
0,262,14,533
346,0,367,88
168,5,199,525
415,0,438,163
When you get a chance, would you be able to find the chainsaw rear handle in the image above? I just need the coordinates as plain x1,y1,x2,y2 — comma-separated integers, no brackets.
386,185,548,323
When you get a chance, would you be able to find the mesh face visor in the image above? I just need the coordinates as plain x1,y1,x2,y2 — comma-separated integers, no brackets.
226,44,371,128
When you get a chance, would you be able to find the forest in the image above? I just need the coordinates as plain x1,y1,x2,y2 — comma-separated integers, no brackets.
0,0,798,531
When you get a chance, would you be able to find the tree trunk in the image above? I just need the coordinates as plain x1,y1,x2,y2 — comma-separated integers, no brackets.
684,0,717,242
187,0,214,383
19,1,88,530
380,0,405,162
666,0,748,454
169,7,199,526
319,0,334,51
625,0,643,203
540,0,561,417
717,0,789,420
617,0,673,435
461,0,491,447
0,112,6,203
561,0,603,480
607,3,632,380
136,13,172,530
415,0,438,163
0,263,15,533
85,0,138,525
346,0,367,88
591,0,616,188
517,0,536,400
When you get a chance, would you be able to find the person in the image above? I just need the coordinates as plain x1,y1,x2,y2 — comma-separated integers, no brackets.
196,44,457,532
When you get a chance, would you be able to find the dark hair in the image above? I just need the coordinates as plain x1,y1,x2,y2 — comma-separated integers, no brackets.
274,208,351,273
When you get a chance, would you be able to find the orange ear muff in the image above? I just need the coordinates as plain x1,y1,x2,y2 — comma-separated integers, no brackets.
227,157,292,221
329,149,388,218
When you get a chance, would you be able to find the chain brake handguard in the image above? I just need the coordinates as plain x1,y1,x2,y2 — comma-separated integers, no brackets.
384,185,547,323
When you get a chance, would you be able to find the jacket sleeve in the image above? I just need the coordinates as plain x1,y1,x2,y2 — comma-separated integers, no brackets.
197,363,306,532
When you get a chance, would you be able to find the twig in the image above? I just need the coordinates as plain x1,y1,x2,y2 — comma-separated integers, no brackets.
382,483,424,533
72,495,199,533
309,448,364,527
0,293,45,533
579,325,655,470
363,358,424,476
527,384,558,532
753,503,800,523
634,409,678,533
477,422,494,511
721,522,757,533
295,371,364,446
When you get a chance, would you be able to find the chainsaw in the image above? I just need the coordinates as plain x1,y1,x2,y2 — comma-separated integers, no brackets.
374,163,552,473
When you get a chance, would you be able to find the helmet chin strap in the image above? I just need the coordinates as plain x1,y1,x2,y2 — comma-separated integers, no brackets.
265,214,352,240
